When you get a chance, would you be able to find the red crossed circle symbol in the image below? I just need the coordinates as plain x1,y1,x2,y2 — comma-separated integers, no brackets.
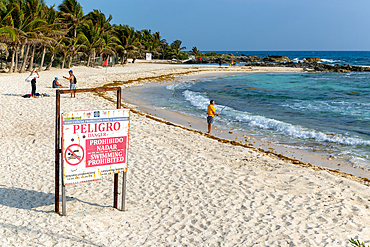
64,144,84,166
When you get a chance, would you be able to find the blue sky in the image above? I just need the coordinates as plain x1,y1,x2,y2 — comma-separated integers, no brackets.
46,0,370,51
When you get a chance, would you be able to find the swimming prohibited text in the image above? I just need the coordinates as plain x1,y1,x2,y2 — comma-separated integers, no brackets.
86,137,127,167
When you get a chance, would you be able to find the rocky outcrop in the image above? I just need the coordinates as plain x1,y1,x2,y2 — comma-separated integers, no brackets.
184,55,291,64
305,57,322,62
266,55,291,63
310,63,369,73
247,61,370,73
184,54,370,73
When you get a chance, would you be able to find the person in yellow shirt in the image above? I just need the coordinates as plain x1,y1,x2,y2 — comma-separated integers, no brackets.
207,100,219,134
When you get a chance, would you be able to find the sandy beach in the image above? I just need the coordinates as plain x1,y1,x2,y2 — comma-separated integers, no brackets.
1,62,370,246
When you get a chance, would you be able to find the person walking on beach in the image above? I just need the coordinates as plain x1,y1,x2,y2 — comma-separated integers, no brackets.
207,100,219,134
29,69,39,98
63,70,76,98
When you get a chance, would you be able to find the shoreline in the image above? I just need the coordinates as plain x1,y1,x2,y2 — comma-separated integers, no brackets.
107,68,370,183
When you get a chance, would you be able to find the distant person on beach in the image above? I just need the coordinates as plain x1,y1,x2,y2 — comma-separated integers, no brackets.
207,100,219,134
52,77,66,88
29,69,39,98
63,70,76,98
219,58,222,67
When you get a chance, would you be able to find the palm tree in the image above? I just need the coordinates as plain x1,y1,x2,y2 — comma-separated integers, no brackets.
85,9,113,66
67,34,84,68
113,24,140,64
6,0,49,73
100,33,118,65
58,0,84,39
44,37,61,70
58,0,85,67
191,46,199,57
157,39,169,60
0,0,17,55
141,29,155,55
170,39,186,60
78,19,102,66
0,27,16,53
58,36,70,69
38,4,65,70
4,0,25,73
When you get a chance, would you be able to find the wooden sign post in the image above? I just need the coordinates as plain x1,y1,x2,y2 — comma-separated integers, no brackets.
55,87,128,216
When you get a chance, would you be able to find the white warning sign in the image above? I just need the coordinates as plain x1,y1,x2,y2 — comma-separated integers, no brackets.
62,109,130,185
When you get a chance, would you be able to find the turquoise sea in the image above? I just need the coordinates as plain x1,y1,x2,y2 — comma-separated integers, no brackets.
149,51,370,169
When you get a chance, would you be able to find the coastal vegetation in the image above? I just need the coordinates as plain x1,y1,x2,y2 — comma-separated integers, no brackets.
350,238,369,247
0,0,191,72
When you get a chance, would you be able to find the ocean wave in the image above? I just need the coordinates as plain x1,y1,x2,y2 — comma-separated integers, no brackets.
349,156,370,168
292,58,304,63
166,84,176,91
236,113,370,146
182,90,210,109
292,57,342,64
281,100,370,120
166,81,195,91
320,58,342,63
182,90,238,114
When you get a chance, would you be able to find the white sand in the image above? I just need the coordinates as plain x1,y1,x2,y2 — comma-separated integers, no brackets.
0,62,369,246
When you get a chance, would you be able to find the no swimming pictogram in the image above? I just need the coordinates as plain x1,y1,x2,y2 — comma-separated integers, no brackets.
64,144,84,166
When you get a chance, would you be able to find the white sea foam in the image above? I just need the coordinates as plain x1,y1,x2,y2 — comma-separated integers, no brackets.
166,84,176,91
349,156,370,168
182,90,238,115
293,57,342,64
236,113,370,146
166,81,195,91
320,58,342,63
182,90,210,109
292,58,305,63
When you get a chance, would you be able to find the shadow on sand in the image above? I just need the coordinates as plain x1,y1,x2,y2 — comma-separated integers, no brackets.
0,185,109,213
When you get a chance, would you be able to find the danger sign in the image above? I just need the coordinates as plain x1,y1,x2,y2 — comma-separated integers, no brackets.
62,109,130,185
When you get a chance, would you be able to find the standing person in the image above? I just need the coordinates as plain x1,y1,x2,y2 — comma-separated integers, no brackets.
218,58,222,67
207,100,219,134
63,70,76,98
29,69,39,98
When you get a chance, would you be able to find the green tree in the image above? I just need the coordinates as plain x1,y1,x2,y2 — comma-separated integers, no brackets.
158,39,169,60
0,0,199,70
113,24,140,64
38,4,65,70
190,46,199,57
85,9,114,66
78,19,102,66
58,0,84,39
170,39,186,60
